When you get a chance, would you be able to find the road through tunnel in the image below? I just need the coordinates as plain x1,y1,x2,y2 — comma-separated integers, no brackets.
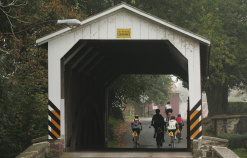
61,40,189,151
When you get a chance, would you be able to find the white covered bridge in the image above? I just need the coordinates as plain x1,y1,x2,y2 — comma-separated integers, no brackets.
36,3,210,151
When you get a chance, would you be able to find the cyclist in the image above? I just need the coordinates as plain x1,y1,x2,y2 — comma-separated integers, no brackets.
151,109,165,142
131,115,142,145
165,101,173,121
176,114,184,139
167,116,179,146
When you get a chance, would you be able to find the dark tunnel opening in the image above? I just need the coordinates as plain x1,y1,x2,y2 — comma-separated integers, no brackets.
61,40,188,151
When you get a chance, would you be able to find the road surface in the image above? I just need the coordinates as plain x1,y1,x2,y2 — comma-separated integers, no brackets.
121,118,187,149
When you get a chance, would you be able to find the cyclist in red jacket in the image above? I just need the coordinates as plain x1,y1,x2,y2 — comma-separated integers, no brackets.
176,114,184,138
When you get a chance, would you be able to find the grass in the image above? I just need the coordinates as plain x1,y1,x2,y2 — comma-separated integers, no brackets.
107,117,124,148
232,148,247,158
107,141,119,148
125,115,133,120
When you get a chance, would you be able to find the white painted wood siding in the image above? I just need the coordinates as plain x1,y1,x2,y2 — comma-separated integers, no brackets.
47,9,202,139
49,8,201,109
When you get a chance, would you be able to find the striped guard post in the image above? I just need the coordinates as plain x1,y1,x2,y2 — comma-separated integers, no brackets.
190,100,202,139
48,100,60,139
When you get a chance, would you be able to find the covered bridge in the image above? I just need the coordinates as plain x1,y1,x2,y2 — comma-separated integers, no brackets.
36,3,210,151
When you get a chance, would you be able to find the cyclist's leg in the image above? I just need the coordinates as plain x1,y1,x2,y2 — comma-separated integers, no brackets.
132,129,135,141
154,127,157,138
166,110,169,120
180,124,183,138
161,126,165,142
137,129,140,144
173,130,176,146
168,130,171,145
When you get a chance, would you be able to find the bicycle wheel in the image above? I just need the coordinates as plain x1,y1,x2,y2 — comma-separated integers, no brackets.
177,132,181,143
134,135,138,148
171,136,175,148
156,133,162,148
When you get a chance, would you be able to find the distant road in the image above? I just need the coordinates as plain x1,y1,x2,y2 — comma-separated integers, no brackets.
122,118,187,149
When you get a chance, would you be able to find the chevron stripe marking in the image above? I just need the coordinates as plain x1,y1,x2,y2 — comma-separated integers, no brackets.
51,110,60,120
51,114,60,130
191,128,200,139
49,100,60,115
191,117,199,130
190,110,201,125
190,100,201,113
48,131,58,140
48,121,60,135
48,110,60,125
51,110,60,138
190,110,199,121
191,121,202,136
51,128,60,138
194,131,202,139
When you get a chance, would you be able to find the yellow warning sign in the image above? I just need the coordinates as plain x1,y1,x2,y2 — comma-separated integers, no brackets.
117,29,131,38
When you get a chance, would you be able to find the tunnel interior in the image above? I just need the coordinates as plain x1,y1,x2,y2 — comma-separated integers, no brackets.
61,40,189,151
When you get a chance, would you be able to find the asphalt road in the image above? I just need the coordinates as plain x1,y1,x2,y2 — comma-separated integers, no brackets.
123,118,187,149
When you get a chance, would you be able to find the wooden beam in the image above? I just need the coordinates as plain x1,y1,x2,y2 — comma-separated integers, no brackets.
78,51,100,72
64,42,87,65
71,47,93,69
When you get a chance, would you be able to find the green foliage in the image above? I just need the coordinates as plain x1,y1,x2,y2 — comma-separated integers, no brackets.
108,75,173,118
227,102,247,115
109,107,124,120
218,134,247,149
232,148,247,158
144,75,173,105
107,116,124,142
0,0,83,157
202,118,215,136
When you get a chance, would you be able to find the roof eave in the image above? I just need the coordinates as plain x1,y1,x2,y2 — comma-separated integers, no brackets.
36,3,210,46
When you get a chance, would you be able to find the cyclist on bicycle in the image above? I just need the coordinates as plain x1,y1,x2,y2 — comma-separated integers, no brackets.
167,116,179,146
165,101,173,121
176,114,184,139
151,109,165,142
131,115,142,145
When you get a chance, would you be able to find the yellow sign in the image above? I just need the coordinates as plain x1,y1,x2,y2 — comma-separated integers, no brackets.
117,29,131,38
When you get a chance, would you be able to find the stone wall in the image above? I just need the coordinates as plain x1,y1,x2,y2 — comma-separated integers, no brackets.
16,136,65,158
192,136,228,158
212,115,247,136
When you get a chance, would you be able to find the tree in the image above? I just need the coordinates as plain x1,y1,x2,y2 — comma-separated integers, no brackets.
0,0,83,157
197,0,247,116
108,75,173,118
133,0,247,116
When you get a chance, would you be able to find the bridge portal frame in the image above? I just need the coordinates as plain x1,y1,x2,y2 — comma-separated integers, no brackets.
36,3,210,151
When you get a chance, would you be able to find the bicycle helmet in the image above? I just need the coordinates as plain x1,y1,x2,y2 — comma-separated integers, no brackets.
171,116,175,120
155,109,160,114
167,101,170,104
178,114,181,117
135,115,139,118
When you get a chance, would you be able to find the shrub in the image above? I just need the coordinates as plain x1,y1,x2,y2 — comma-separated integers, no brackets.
218,133,247,149
202,118,215,136
228,102,247,115
108,116,124,142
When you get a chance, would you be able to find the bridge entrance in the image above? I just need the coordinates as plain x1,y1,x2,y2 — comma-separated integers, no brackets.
36,3,210,153
62,40,188,150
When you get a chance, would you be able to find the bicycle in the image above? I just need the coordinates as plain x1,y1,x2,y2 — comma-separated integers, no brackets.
167,112,172,122
169,131,175,148
149,125,163,148
176,129,182,143
132,130,139,148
